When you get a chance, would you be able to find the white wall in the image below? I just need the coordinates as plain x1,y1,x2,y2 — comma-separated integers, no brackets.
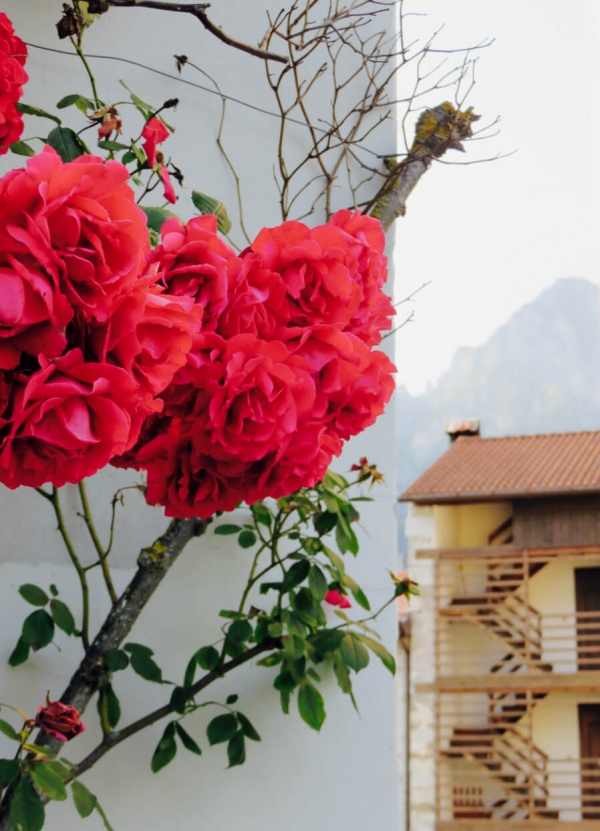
0,3,400,830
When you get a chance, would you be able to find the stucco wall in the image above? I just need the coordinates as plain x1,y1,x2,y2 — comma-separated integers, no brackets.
0,3,400,830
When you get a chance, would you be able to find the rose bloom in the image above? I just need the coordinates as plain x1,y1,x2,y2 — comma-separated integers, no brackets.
0,12,28,154
329,209,394,346
324,589,351,609
248,221,361,329
151,215,236,330
0,348,140,489
142,117,169,166
0,148,150,324
35,697,85,742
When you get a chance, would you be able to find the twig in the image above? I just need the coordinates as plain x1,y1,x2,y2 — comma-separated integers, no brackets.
77,481,118,605
106,1,289,63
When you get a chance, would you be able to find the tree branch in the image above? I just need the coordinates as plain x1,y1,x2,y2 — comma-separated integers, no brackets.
105,1,289,63
70,638,281,780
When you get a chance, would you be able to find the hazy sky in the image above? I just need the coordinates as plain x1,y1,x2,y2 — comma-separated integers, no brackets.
392,0,598,394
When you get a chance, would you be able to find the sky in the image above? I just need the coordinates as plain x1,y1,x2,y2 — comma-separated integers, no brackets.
392,0,599,394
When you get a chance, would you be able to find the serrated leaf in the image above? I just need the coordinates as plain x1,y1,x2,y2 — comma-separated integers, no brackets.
298,681,325,731
0,759,19,787
10,778,45,831
16,102,61,125
10,141,35,157
227,731,245,767
140,206,178,235
49,599,76,635
18,585,48,607
45,127,87,162
308,565,328,602
213,524,242,536
237,713,260,742
207,713,237,746
175,723,202,755
250,503,272,527
359,635,396,674
104,649,129,672
237,530,256,549
71,780,97,818
56,93,95,112
196,646,220,671
340,633,370,672
30,762,67,801
0,718,21,742
151,723,177,773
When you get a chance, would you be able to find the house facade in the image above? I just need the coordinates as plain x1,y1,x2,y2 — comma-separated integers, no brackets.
399,428,600,831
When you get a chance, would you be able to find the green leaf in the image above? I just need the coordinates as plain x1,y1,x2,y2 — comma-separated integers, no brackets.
227,620,252,645
283,560,310,591
359,635,396,674
175,723,202,755
308,565,328,602
10,141,35,157
280,689,290,714
340,633,370,672
18,585,48,607
140,206,178,235
71,780,97,818
333,654,353,694
45,127,87,162
227,731,245,767
10,778,45,831
16,102,61,125
31,762,67,801
0,719,20,742
256,652,283,668
237,530,257,549
283,634,305,660
21,609,55,650
267,622,283,638
104,648,129,672
250,503,272,527
191,190,232,235
97,684,121,730
213,524,242,536
226,694,238,706
207,714,238,746
151,723,177,773
56,93,95,113
0,759,19,787
170,686,187,715
123,642,154,656
237,713,260,742
350,586,370,611
322,545,345,575
97,139,130,151
273,670,297,693
49,599,76,635
49,584,59,597
298,681,325,731
196,646,220,671
308,629,344,655
183,655,197,689
314,511,337,535
129,651,163,683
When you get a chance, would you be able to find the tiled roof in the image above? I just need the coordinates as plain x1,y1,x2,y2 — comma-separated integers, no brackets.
400,431,600,503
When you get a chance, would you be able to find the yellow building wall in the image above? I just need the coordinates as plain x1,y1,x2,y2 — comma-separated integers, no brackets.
433,502,512,548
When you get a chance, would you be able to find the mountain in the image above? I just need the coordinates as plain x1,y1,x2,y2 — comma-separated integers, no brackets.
396,277,600,555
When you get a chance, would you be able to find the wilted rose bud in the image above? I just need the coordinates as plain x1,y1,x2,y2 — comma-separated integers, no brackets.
35,696,85,742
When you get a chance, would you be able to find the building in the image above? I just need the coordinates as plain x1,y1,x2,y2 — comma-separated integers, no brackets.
398,427,600,830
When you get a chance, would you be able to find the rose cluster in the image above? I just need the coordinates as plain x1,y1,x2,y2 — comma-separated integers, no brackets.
0,148,199,489
115,210,396,517
0,11,28,154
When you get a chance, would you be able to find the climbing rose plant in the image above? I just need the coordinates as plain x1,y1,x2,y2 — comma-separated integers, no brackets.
0,6,417,831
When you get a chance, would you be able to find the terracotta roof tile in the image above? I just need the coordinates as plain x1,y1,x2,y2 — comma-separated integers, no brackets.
400,431,600,503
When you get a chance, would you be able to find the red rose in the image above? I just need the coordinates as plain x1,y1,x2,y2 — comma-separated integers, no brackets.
0,148,150,324
328,209,394,346
142,117,170,166
151,216,236,330
216,251,287,339
0,348,140,489
159,165,177,204
0,13,28,155
35,697,85,742
324,589,351,608
249,221,361,329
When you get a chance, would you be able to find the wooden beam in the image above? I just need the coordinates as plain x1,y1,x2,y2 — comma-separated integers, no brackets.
417,545,600,560
437,822,600,831
416,670,600,694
